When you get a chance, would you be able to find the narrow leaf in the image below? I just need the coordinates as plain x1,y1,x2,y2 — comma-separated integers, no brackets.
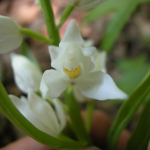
126,95,150,150
85,0,117,23
101,0,140,52
139,0,150,3
107,69,150,150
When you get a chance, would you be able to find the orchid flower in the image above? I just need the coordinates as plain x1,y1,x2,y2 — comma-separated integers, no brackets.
67,0,104,10
0,16,22,54
9,91,66,137
40,20,128,101
11,54,42,94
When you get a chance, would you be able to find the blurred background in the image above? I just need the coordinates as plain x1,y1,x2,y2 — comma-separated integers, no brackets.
0,0,150,148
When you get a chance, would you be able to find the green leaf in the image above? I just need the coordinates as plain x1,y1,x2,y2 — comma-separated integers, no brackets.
101,0,140,52
63,86,92,145
126,95,150,150
20,40,42,71
85,0,149,53
85,0,117,23
116,56,150,95
139,0,150,3
0,81,86,149
107,69,150,150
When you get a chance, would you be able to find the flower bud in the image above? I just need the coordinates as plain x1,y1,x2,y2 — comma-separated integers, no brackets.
0,16,22,54
9,92,66,137
11,53,42,94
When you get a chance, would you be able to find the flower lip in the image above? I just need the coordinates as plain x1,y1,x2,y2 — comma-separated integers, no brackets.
62,52,84,81
63,64,82,80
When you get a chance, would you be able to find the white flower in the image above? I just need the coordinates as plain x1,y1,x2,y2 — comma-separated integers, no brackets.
40,20,128,101
9,91,66,137
11,53,42,94
0,16,22,54
67,0,104,10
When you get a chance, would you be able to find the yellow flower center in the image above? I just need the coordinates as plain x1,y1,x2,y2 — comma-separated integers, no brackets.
63,65,82,80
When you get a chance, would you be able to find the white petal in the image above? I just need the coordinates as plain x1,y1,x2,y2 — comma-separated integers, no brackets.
9,95,56,136
28,92,61,136
92,51,107,73
49,46,64,71
59,20,84,48
40,70,68,99
82,54,95,74
67,0,104,10
82,47,96,57
77,71,128,100
84,39,94,47
53,99,66,131
73,86,87,102
0,16,22,54
11,54,42,94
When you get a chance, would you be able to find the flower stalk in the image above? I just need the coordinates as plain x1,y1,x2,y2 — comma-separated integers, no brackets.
20,28,52,45
57,5,75,29
39,0,60,46
85,101,95,133
64,85,93,146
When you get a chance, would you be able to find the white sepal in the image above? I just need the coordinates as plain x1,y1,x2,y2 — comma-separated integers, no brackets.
11,53,42,94
0,16,22,54
49,46,63,71
40,70,68,99
28,91,61,136
59,20,84,48
67,0,104,10
77,71,128,100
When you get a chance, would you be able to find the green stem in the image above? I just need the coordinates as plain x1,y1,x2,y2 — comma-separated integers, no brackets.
20,28,52,45
39,0,60,46
85,101,94,133
63,86,93,146
57,5,75,29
